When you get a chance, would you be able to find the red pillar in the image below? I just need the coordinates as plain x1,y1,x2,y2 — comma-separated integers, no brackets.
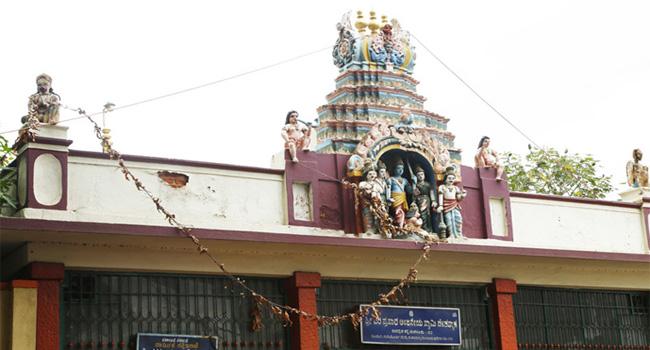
488,278,518,350
284,272,321,350
26,262,65,350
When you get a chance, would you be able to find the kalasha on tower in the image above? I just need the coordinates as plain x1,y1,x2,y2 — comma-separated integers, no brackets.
316,10,460,179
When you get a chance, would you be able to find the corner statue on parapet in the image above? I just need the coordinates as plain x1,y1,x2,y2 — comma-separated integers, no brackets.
21,73,61,124
475,136,504,181
626,149,649,188
281,110,311,163
437,167,467,239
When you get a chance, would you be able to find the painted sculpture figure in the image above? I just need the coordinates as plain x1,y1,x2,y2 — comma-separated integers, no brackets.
23,73,60,124
393,111,415,134
405,203,426,234
386,158,412,228
281,110,311,163
626,149,649,188
374,161,390,213
437,167,467,239
358,162,380,235
412,165,436,233
475,136,504,181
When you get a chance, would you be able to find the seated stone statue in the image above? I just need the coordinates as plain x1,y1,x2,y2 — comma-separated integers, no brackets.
281,110,311,163
22,73,60,124
475,136,504,181
627,149,649,188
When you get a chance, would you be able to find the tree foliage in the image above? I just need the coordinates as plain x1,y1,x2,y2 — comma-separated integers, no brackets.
501,145,613,199
0,135,17,211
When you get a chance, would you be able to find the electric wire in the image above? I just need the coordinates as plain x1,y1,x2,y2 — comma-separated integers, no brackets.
0,36,366,137
2,32,604,196
411,34,602,198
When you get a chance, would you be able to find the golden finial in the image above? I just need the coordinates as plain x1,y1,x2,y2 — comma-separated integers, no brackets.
381,14,388,26
368,10,380,34
101,128,113,153
355,10,367,33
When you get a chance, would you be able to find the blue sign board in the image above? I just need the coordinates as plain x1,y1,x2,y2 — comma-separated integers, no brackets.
136,333,218,350
360,305,462,345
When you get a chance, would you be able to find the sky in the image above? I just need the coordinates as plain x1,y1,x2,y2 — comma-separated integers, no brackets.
1,1,648,199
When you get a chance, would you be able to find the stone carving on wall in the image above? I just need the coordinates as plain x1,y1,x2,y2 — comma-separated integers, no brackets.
626,149,649,188
292,182,313,221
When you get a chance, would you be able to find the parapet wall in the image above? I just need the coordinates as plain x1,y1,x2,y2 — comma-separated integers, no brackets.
6,126,650,257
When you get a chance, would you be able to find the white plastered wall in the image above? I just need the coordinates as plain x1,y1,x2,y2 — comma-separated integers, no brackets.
510,196,649,254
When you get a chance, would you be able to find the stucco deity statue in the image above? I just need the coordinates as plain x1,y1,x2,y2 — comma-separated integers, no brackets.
475,136,504,181
374,161,390,213
358,161,381,235
393,111,415,134
281,110,311,163
386,157,413,228
412,165,436,233
626,149,649,188
437,167,467,239
405,203,425,233
333,12,355,68
368,22,408,68
22,73,60,124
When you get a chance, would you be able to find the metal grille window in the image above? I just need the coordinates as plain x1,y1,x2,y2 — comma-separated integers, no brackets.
513,287,649,347
316,280,493,350
61,271,289,349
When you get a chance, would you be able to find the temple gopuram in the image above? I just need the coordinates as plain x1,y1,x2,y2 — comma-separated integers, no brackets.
316,11,458,162
1,10,648,350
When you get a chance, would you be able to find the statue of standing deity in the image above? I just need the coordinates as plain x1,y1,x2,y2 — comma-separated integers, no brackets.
374,161,390,213
22,73,60,124
437,167,467,239
386,158,413,228
412,165,436,233
358,161,381,235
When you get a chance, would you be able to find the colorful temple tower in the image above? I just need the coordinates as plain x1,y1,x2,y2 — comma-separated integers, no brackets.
316,10,460,163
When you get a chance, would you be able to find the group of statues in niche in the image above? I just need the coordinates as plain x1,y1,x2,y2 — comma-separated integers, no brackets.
358,156,467,240
353,131,509,240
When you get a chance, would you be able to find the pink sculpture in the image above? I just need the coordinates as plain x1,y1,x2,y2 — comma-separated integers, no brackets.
281,110,311,163
475,136,504,181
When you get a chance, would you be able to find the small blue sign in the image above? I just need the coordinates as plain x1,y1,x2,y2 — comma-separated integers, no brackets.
136,333,218,350
360,305,462,345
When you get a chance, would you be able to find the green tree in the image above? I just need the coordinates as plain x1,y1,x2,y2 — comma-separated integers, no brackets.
501,145,613,199
0,135,17,211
